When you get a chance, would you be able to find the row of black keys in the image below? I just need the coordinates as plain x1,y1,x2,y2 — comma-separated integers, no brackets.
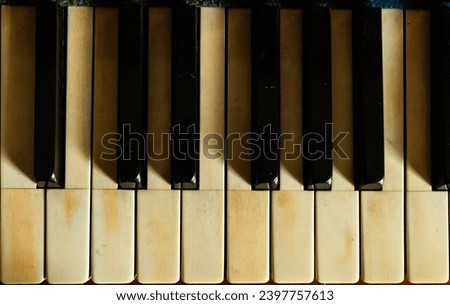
31,0,450,191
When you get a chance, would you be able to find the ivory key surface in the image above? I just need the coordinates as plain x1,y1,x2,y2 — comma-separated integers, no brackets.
272,191,314,283
314,9,359,284
0,7,44,284
91,7,135,284
181,8,225,284
405,10,449,283
137,190,180,283
271,8,314,284
91,190,135,284
46,7,93,284
360,9,404,283
315,191,359,283
227,191,269,283
136,7,181,284
406,192,449,283
361,191,404,283
1,189,44,284
182,190,224,283
226,8,270,284
46,189,90,284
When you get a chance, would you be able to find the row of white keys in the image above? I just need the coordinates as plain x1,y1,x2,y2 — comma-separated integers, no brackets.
91,7,135,284
315,9,359,284
360,9,404,283
405,10,449,283
181,8,226,283
137,7,180,284
0,6,44,284
271,9,314,284
226,8,270,284
46,7,93,284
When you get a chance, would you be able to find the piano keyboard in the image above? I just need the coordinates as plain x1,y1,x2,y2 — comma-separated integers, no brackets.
0,0,449,284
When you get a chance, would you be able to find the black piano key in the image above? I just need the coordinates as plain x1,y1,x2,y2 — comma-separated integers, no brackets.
34,0,66,188
302,7,332,190
118,0,148,189
170,4,199,190
251,6,280,190
353,7,384,190
431,5,450,190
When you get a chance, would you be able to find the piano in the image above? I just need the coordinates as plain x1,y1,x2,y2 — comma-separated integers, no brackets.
0,0,449,284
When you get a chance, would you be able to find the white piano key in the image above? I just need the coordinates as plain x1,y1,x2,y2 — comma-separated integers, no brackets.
138,190,180,283
272,191,314,283
0,6,36,190
1,190,44,284
182,8,225,283
271,8,314,284
406,10,433,193
406,192,449,283
91,190,135,284
361,192,403,283
361,9,404,284
226,8,270,284
46,189,90,284
182,190,224,283
146,7,173,192
91,7,120,192
330,9,354,192
226,8,251,193
405,10,449,283
136,7,181,284
227,191,269,284
63,7,93,191
314,9,359,284
381,10,404,193
316,191,359,283
0,7,45,284
46,7,93,284
91,7,135,284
